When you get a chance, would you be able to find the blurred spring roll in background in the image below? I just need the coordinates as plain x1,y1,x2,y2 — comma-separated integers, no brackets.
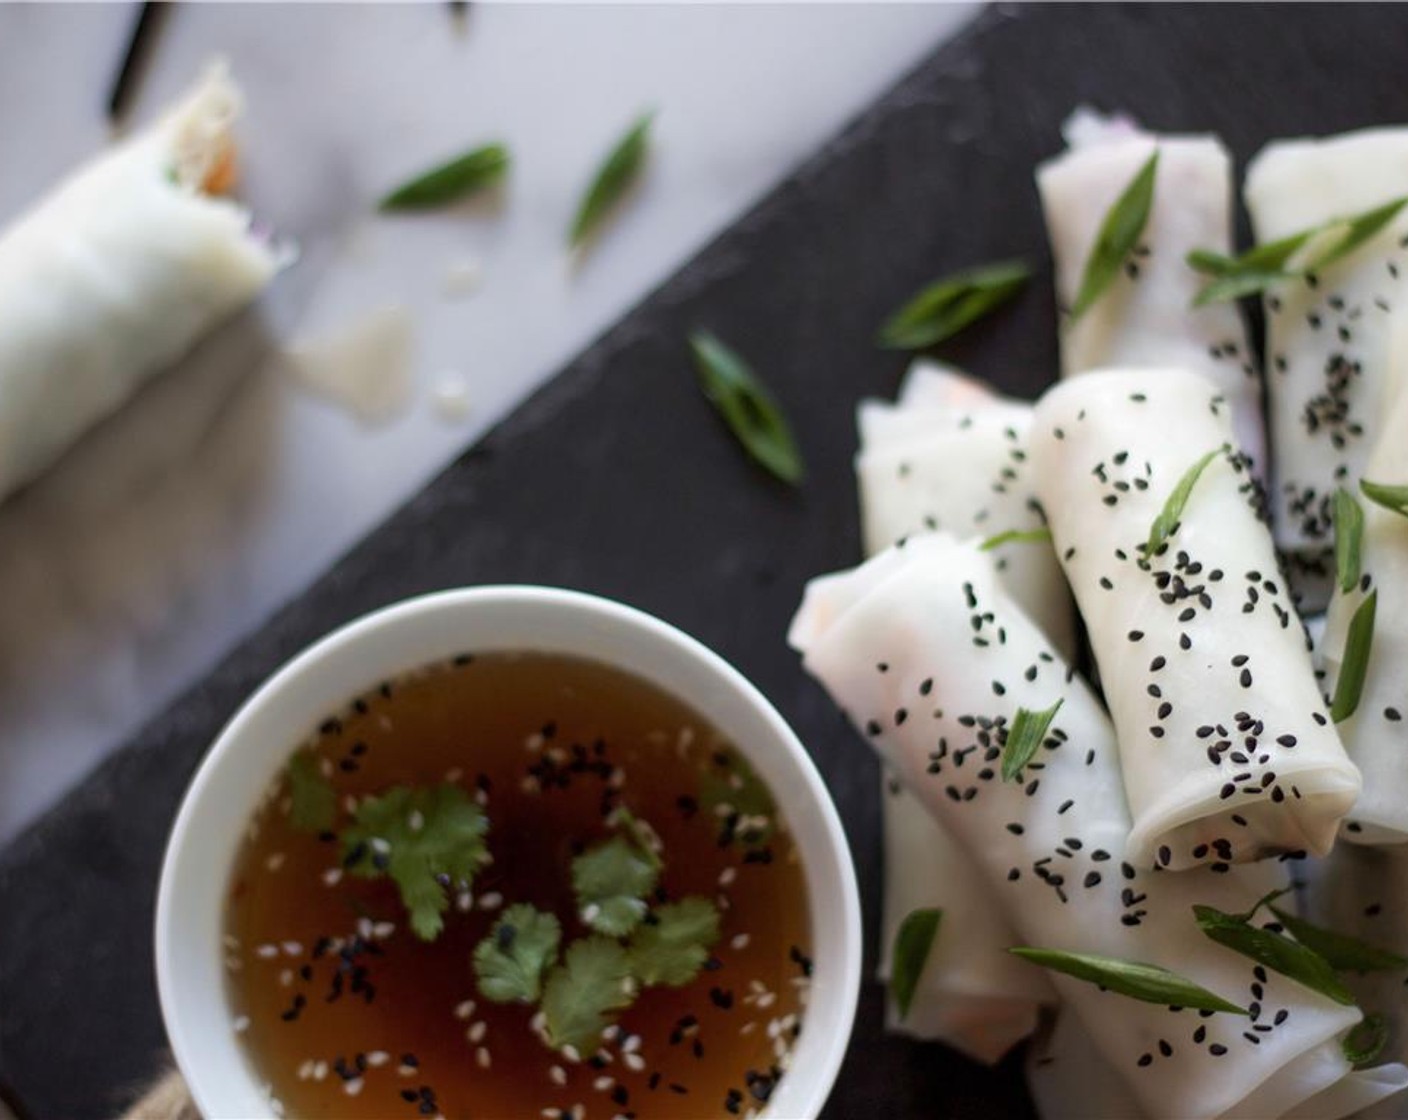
1037,111,1264,467
1322,364,1408,845
0,62,282,503
1030,369,1359,870
790,533,1382,1120
859,361,1064,1059
1244,129,1408,600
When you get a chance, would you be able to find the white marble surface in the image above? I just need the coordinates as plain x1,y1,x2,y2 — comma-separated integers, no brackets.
0,2,977,845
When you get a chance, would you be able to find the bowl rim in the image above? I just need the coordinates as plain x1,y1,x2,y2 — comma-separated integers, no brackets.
155,584,861,1119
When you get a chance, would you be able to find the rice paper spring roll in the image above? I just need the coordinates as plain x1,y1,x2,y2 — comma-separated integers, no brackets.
789,533,1364,1120
861,361,1063,1058
1244,129,1408,583
1037,110,1264,467
0,62,281,502
1029,368,1359,870
1322,378,1408,844
877,780,1048,1061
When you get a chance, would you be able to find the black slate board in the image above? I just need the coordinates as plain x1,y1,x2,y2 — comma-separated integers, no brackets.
7,5,1408,1117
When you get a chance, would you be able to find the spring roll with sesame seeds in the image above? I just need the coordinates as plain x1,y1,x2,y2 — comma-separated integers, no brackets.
1321,379,1408,845
861,361,1068,1057
1037,110,1264,469
1029,369,1359,871
789,532,1365,1120
1245,129,1408,603
0,61,281,503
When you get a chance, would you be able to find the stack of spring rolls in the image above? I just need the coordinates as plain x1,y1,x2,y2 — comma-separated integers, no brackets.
792,111,1408,1117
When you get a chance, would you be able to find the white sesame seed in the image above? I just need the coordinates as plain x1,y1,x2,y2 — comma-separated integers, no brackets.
531,1011,548,1033
525,732,546,752
714,802,734,818
469,1021,487,1043
622,1033,641,1054
479,892,504,911
570,1106,584,1120
748,980,766,994
357,918,374,940
409,810,425,832
454,999,477,1020
373,921,396,940
343,1077,363,1097
282,941,303,957
476,788,490,806
582,903,602,925
322,868,343,887
255,944,278,959
225,956,242,972
398,1064,416,1078
366,1051,389,1067
521,775,542,795
718,867,737,887
601,1024,620,1042
297,1060,314,1081
550,1065,567,1086
542,1111,559,1118
370,837,391,856
678,727,696,749
594,1076,614,1092
740,1022,757,1036
731,934,751,951
476,1046,491,1069
562,1044,582,1064
313,1061,328,1081
223,935,241,950
279,969,294,987
457,891,474,913
623,1052,646,1072
343,795,359,814
232,1015,250,1033
757,992,777,1009
265,853,286,872
320,758,335,779
593,1049,613,1065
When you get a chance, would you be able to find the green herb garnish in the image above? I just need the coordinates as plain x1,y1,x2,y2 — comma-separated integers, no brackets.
1331,589,1378,724
572,834,660,937
1360,479,1408,519
1334,487,1365,594
1144,448,1222,563
1269,907,1408,973
569,111,653,249
890,908,942,1021
1193,904,1355,1005
473,904,562,1003
1343,1013,1390,1067
1001,700,1064,782
877,260,1030,350
1189,196,1408,305
980,527,1053,552
341,783,489,940
287,749,336,833
1069,152,1159,322
627,896,721,987
380,143,510,211
541,936,636,1052
690,330,804,486
1010,946,1246,1015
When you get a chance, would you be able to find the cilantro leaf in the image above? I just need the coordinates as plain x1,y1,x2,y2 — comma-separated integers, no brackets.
571,835,660,936
542,936,635,1052
627,896,721,987
287,749,336,833
342,783,489,941
473,904,562,1004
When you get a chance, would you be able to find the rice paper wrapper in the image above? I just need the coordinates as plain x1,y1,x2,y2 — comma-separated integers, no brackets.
790,533,1367,1120
0,62,280,501
1027,1010,1146,1120
1037,112,1263,468
1323,376,1408,845
1245,128,1408,574
1029,368,1359,870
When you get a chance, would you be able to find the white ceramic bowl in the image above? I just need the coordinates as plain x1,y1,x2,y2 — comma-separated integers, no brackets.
156,585,861,1119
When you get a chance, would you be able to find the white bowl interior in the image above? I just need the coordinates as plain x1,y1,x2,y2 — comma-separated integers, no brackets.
157,586,860,1119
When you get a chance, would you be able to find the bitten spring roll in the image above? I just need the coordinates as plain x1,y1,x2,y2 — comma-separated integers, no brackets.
790,533,1374,1120
859,361,1063,1059
1244,128,1408,590
1037,111,1264,467
0,62,281,502
1029,369,1360,870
